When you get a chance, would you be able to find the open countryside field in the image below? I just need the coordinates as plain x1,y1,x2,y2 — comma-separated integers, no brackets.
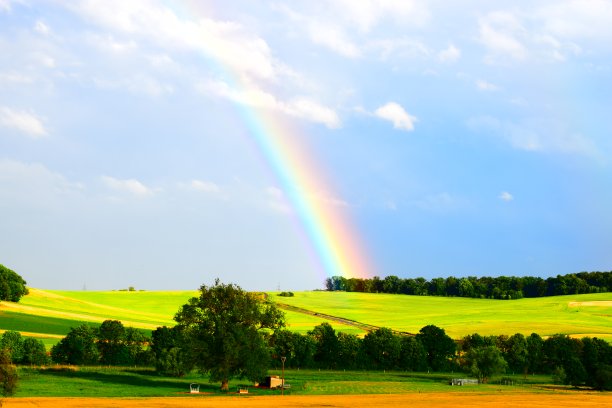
6,368,612,407
1,289,611,347
270,291,612,340
0,289,352,346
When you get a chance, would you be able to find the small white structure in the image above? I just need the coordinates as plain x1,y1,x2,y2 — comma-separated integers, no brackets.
450,378,479,386
190,383,200,393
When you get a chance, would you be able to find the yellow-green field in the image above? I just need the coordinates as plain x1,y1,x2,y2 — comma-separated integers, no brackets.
270,291,612,340
1,289,610,347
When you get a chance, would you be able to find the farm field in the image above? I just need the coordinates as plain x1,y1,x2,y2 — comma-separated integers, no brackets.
270,291,612,340
0,289,349,345
4,393,611,408
1,289,611,346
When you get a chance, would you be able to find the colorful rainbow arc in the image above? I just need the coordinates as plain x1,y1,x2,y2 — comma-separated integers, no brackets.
240,107,373,280
175,1,374,280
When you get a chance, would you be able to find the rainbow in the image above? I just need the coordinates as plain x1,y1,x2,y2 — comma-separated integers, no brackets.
175,2,374,280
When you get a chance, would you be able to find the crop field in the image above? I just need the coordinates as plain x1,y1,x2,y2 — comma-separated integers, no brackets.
0,289,345,345
270,291,612,340
1,289,610,346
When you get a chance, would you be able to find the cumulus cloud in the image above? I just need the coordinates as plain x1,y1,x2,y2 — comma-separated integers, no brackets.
438,44,461,63
0,107,47,138
499,191,514,202
374,102,417,131
101,176,155,197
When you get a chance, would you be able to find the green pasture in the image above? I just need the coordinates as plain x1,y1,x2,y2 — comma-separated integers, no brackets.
13,367,556,398
1,289,610,347
269,291,612,340
0,289,342,346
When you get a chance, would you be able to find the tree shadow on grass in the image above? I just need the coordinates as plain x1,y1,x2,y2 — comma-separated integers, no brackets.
36,368,220,394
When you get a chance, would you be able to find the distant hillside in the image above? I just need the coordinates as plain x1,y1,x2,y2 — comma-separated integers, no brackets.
1,289,610,349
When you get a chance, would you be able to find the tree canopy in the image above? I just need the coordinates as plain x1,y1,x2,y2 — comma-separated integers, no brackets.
0,264,28,302
174,279,285,391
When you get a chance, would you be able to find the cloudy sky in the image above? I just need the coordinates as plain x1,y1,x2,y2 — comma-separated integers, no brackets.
1,0,611,291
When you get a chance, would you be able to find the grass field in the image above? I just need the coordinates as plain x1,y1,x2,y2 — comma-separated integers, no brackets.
269,291,612,340
8,367,576,398
1,289,610,346
8,368,612,407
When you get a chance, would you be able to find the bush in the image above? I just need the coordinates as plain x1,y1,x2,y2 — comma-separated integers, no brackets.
0,349,18,398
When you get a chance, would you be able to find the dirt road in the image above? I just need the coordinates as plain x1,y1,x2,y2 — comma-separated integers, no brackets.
4,393,610,408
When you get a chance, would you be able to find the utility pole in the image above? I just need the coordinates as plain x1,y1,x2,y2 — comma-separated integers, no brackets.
281,356,286,396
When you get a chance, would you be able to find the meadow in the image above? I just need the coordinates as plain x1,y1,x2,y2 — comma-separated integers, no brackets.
8,366,578,397
270,291,612,340
1,288,610,347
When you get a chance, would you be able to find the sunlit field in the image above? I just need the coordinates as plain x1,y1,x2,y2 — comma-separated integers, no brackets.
270,291,612,340
1,289,610,347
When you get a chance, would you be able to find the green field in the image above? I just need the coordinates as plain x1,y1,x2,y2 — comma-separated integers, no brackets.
13,367,555,398
270,291,612,340
1,288,610,346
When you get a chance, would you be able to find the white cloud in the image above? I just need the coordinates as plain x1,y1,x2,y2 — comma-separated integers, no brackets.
467,115,598,156
476,79,499,91
0,159,84,207
184,180,221,194
331,0,430,32
199,80,341,128
499,191,514,202
101,176,155,197
438,44,461,63
537,0,612,43
66,1,276,80
284,98,341,129
308,22,361,58
0,107,47,138
374,102,417,131
479,11,528,62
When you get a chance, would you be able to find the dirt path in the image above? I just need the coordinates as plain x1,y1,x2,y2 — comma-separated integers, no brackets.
274,301,412,336
4,393,610,408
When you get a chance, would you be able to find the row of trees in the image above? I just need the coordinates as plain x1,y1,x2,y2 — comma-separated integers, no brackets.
50,320,151,366
0,331,48,366
0,264,28,302
325,272,611,299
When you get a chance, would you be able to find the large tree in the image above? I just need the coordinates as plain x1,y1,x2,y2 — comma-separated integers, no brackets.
0,264,28,303
416,325,456,371
174,280,284,391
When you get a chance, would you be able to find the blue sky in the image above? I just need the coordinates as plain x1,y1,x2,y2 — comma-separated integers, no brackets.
1,0,611,291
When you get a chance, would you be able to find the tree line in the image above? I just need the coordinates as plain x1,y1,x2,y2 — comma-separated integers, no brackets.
325,271,611,299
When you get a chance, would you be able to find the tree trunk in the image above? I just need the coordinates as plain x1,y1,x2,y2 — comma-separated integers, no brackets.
221,379,229,391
